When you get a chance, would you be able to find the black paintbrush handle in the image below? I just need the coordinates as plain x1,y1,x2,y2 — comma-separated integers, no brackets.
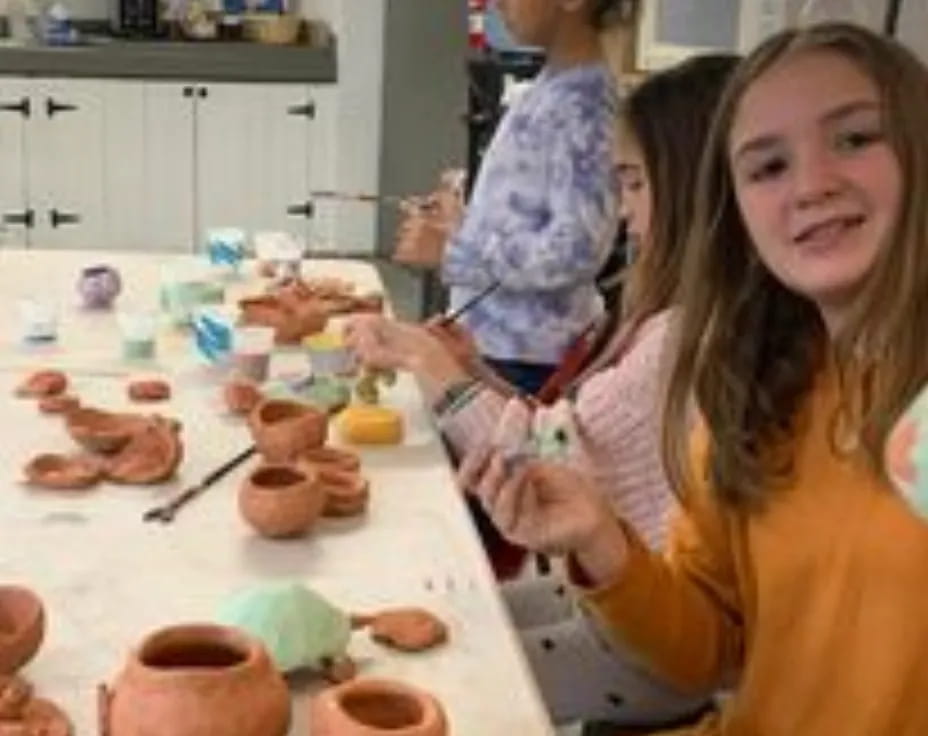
442,280,501,324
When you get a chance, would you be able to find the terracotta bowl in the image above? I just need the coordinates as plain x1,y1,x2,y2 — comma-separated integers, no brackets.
0,586,45,675
301,446,361,474
318,466,370,518
65,408,140,454
248,399,328,463
23,453,102,490
239,463,325,539
308,677,447,736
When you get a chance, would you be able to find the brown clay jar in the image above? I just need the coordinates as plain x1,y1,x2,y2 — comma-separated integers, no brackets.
239,463,325,539
104,623,290,736
0,587,44,675
248,399,328,462
309,678,447,736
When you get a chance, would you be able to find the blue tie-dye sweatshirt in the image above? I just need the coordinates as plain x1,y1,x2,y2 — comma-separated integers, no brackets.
442,62,618,365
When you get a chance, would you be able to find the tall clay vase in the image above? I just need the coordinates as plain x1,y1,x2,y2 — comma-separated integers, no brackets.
104,623,290,736
0,586,45,675
309,678,448,736
239,463,325,539
248,399,328,462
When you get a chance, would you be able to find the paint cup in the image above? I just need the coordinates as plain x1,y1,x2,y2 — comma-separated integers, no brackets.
17,299,58,342
118,311,158,361
304,332,356,377
232,325,274,383
206,227,247,278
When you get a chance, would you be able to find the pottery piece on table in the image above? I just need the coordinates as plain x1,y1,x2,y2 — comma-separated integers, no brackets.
248,399,328,462
0,587,44,676
104,417,183,485
309,677,448,736
215,582,354,677
23,453,103,490
337,405,404,446
15,371,67,399
223,380,263,416
101,623,290,736
355,609,448,653
301,446,361,474
127,379,171,403
0,676,71,736
37,394,79,415
77,265,122,310
238,463,324,539
317,467,369,518
239,295,326,346
65,408,144,454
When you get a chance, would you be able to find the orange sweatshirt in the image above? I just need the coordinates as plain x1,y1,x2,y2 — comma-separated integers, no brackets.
580,371,928,735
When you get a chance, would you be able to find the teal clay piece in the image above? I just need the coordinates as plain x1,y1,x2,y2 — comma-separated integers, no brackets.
264,374,351,415
216,581,351,674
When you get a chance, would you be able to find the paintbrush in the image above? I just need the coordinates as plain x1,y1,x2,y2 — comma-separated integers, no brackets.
310,190,406,207
438,280,502,325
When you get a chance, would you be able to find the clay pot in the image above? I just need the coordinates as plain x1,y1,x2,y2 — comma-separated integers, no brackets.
127,380,171,403
15,370,67,399
224,380,263,416
23,453,103,490
0,587,44,676
104,624,290,736
309,678,447,736
318,467,370,518
38,394,79,415
65,408,142,454
77,265,122,310
238,463,324,539
104,417,183,485
248,399,328,462
301,446,361,474
0,676,71,735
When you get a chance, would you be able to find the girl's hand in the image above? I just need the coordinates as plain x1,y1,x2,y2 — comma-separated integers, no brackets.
424,317,481,371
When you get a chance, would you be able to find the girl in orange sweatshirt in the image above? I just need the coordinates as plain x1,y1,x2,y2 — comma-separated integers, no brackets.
461,22,928,736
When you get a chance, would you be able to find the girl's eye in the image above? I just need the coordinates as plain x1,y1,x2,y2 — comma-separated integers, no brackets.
747,156,787,183
623,179,643,193
834,127,883,153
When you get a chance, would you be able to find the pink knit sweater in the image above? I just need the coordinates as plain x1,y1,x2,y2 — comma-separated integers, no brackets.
440,311,676,550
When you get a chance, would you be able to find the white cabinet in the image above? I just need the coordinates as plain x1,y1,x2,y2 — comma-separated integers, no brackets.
0,79,31,247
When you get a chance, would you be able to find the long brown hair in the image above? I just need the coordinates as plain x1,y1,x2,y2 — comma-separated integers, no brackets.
663,23,928,507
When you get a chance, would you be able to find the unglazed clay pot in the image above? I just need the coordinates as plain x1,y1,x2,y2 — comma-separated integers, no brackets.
239,463,324,539
65,408,142,454
23,453,103,490
103,623,290,736
15,370,67,399
224,380,263,416
127,379,171,403
248,399,328,462
0,586,44,675
77,265,122,310
301,446,361,474
37,394,80,415
318,466,370,518
104,417,183,485
309,678,447,736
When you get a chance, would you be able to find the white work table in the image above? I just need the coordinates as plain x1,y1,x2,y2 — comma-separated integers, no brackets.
0,249,555,735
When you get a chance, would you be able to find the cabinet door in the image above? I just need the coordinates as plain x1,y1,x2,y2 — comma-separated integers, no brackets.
305,84,338,252
195,83,311,247
142,83,196,251
28,79,107,250
0,79,32,247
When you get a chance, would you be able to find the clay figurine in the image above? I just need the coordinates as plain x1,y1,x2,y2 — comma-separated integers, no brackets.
353,608,448,653
15,371,67,399
0,586,44,676
223,380,263,416
238,463,325,539
127,380,171,403
309,677,448,736
100,623,290,736
248,399,328,462
23,453,103,490
77,265,121,310
37,394,79,415
65,408,144,454
0,676,71,736
239,295,327,345
103,417,183,485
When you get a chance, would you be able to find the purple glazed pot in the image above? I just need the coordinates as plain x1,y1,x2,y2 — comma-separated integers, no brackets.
78,265,122,309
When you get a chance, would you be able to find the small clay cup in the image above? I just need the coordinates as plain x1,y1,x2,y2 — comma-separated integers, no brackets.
309,677,447,736
104,623,290,736
248,399,328,462
301,446,361,474
0,586,45,675
239,463,325,539
318,466,370,518
66,408,141,454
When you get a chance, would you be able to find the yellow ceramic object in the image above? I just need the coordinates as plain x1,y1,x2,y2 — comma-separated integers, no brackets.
337,405,404,446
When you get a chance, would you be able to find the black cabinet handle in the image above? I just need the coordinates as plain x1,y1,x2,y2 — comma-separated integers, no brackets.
46,98,78,117
198,87,208,99
287,201,315,219
49,209,80,228
183,86,194,98
3,209,34,228
287,102,315,118
0,97,30,118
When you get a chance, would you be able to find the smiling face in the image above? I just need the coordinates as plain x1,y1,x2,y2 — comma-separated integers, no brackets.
729,50,902,332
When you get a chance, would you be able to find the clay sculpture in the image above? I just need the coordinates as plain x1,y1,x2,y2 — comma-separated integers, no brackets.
15,371,67,399
354,609,448,653
37,394,79,415
239,295,327,346
65,408,145,454
238,463,325,539
77,265,121,310
223,380,263,416
101,623,290,736
104,417,183,485
248,399,328,462
23,453,103,490
0,586,44,675
309,678,448,736
0,676,71,736
127,380,171,403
